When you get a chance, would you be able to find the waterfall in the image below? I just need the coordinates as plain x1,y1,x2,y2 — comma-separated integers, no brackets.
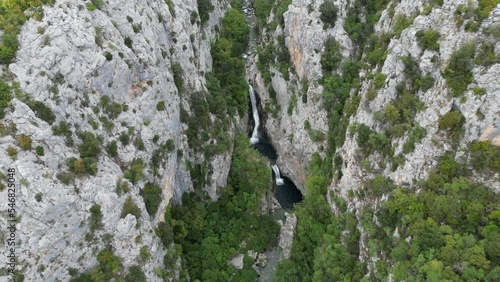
271,164,284,185
249,84,260,144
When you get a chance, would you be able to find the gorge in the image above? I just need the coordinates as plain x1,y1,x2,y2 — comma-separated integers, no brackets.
0,0,498,281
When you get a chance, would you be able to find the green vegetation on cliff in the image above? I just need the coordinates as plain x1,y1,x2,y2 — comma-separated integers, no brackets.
211,8,249,118
165,133,279,281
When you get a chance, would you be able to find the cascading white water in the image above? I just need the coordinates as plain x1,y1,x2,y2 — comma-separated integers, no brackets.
249,85,260,144
271,164,285,185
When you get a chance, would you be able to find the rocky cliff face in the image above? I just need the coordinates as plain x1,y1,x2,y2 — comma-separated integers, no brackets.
0,0,498,280
250,0,499,273
0,0,234,280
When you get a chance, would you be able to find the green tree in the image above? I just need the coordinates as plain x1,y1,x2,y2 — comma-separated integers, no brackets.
141,182,162,216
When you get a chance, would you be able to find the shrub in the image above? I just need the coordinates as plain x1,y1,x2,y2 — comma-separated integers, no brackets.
319,1,338,28
86,3,96,11
443,42,476,97
366,89,378,101
141,182,162,216
465,21,480,32
485,23,500,37
373,73,387,89
56,172,75,185
16,135,32,150
393,14,413,36
35,192,43,202
438,110,465,134
0,81,12,118
172,63,184,91
321,38,342,74
104,51,113,61
78,132,101,158
416,30,440,51
420,74,435,92
468,140,499,171
7,146,17,160
197,0,214,24
476,0,500,20
35,146,44,156
475,41,498,66
124,37,133,49
139,246,150,262
165,0,175,17
132,23,142,33
124,158,144,184
97,247,122,276
253,0,273,27
156,101,166,111
119,132,130,145
121,196,141,219
134,137,145,151
107,140,118,157
89,204,104,232
473,86,487,96
166,139,175,151
125,265,146,282
27,100,56,124
91,0,104,10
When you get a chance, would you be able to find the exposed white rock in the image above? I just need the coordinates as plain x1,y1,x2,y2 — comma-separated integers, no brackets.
0,0,232,280
278,212,297,260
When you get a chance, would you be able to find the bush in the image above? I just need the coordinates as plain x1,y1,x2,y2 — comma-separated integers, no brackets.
27,100,56,124
468,140,499,171
7,146,17,160
166,139,175,151
91,0,104,10
97,247,122,276
104,51,113,61
156,101,166,111
197,0,214,24
475,41,498,66
56,172,75,185
124,158,144,184
444,42,476,97
0,81,12,118
141,182,162,216
253,0,273,27
393,14,413,36
476,0,500,20
124,37,133,49
78,132,101,158
438,110,465,134
366,89,378,101
16,135,32,150
107,140,118,157
172,63,184,91
319,1,338,28
121,196,141,219
125,265,146,282
89,204,103,232
86,3,96,11
420,74,435,92
485,23,500,37
416,29,440,51
35,146,44,156
119,132,130,145
465,21,480,32
373,73,387,89
321,38,342,74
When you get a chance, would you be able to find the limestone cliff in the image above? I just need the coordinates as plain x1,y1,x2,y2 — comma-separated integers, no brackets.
250,0,499,274
0,0,235,280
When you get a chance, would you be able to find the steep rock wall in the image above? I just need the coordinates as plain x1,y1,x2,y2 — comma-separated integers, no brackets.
0,0,232,280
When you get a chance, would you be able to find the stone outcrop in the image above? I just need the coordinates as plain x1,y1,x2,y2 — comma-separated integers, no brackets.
0,0,233,280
